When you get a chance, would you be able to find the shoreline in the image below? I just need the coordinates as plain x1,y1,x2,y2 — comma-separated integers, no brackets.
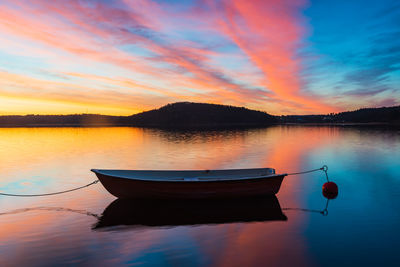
1,122,399,128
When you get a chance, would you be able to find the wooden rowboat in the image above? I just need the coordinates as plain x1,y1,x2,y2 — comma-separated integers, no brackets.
91,168,287,199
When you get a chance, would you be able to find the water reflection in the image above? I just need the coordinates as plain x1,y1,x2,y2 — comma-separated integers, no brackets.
147,127,263,144
0,126,399,266
93,196,287,230
0,196,335,232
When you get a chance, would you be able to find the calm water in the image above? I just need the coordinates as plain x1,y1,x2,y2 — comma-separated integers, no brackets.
0,126,399,266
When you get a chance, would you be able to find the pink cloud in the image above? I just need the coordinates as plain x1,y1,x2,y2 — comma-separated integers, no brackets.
0,0,342,114
204,0,338,113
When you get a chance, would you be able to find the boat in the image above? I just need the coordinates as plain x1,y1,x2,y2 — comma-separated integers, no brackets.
93,195,287,230
91,168,287,199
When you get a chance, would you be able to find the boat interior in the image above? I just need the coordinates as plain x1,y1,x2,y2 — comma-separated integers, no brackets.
91,168,279,181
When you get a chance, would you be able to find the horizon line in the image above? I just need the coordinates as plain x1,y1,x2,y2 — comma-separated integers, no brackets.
0,102,398,117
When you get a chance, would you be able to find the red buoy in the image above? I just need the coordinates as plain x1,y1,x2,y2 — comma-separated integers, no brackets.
322,182,338,199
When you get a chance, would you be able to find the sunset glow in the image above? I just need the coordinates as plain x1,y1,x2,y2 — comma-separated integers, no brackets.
0,0,399,115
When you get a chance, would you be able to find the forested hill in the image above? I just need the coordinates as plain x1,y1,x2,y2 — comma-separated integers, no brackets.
280,106,400,124
124,102,277,127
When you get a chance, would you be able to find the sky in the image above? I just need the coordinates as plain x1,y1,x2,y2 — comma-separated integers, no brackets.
0,0,399,115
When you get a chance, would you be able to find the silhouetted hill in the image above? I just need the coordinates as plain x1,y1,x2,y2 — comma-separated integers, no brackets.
0,102,399,127
333,106,400,123
123,102,277,127
280,106,400,124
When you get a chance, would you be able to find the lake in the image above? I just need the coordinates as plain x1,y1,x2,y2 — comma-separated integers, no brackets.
0,126,399,266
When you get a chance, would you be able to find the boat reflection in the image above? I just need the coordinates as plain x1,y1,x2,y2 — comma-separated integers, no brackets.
0,197,332,232
93,196,287,230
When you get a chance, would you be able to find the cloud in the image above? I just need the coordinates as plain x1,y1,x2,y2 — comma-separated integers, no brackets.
332,29,400,106
344,87,389,97
0,0,396,115
299,0,400,111
0,0,280,109
374,97,400,107
202,0,337,113
0,70,170,114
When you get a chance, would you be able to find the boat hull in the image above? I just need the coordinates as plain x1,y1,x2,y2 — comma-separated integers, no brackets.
94,172,286,199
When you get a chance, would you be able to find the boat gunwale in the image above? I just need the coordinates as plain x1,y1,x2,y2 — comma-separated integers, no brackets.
91,168,287,183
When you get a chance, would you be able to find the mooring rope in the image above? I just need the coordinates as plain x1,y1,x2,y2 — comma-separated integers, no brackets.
0,206,100,219
283,199,330,216
0,165,330,197
0,180,99,197
286,165,329,182
283,207,329,216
